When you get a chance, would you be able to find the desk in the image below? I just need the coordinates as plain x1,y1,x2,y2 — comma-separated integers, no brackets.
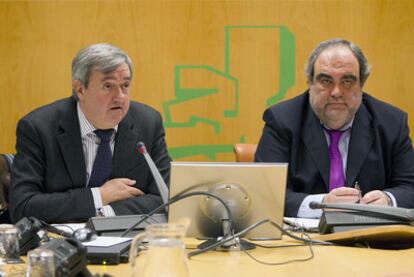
3,236,414,276
88,237,414,277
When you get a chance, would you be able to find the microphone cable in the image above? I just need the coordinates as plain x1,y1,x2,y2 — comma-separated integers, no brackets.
187,218,335,265
29,217,73,238
120,191,235,238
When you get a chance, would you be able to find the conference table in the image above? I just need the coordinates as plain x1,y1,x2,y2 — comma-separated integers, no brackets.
89,234,414,277
3,228,414,276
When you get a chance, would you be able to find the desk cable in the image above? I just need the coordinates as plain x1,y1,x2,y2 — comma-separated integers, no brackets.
187,218,335,266
121,191,335,266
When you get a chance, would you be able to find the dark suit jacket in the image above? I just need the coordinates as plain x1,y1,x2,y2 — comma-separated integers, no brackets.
9,97,171,223
256,92,414,217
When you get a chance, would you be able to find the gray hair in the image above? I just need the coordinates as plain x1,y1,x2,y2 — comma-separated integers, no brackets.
71,43,132,99
305,38,371,85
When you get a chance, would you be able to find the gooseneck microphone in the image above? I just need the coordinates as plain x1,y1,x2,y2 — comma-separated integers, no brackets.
137,142,169,205
309,201,414,222
85,142,169,237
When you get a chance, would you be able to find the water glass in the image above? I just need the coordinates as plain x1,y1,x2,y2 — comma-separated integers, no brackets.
130,222,190,277
26,248,55,277
0,225,20,264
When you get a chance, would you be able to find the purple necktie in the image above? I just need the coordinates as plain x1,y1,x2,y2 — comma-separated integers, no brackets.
327,129,345,191
88,129,114,188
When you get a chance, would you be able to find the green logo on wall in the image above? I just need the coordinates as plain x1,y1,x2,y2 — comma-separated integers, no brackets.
162,25,295,160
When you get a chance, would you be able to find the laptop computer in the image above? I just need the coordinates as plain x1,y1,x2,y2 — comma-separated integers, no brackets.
168,162,288,240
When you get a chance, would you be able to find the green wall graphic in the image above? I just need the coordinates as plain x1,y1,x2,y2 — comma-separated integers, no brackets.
163,25,295,160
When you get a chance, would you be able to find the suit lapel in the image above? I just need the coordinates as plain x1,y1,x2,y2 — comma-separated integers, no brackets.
57,98,87,187
301,104,330,188
112,113,143,176
345,103,374,186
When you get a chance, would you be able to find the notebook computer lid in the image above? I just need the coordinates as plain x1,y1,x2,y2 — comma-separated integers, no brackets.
168,162,288,240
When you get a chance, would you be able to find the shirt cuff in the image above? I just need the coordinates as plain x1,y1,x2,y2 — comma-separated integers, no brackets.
384,191,397,207
91,188,116,217
297,194,326,219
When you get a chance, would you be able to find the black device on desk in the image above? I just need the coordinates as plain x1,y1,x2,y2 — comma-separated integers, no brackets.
85,213,167,237
14,217,42,254
84,213,166,264
310,202,414,234
86,240,131,265
38,238,90,277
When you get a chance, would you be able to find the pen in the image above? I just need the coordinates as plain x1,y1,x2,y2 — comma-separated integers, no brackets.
354,181,361,203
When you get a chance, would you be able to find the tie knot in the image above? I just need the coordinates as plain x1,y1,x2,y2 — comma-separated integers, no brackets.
95,129,114,143
326,129,343,143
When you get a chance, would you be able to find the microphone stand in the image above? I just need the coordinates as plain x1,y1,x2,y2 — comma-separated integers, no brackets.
137,142,169,206
197,218,255,251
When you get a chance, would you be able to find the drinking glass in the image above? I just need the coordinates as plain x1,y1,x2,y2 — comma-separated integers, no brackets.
0,225,20,264
26,248,55,277
130,221,190,277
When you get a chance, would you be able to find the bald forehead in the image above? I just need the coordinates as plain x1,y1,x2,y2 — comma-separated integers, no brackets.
315,46,359,72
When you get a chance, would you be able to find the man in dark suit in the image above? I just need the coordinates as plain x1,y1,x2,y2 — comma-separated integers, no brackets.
9,43,171,223
256,39,414,218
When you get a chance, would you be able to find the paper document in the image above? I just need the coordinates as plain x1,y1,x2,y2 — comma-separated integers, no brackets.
82,236,132,247
284,217,320,232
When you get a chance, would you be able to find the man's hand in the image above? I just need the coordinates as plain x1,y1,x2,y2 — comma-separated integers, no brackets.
360,190,391,206
99,178,144,205
323,187,360,204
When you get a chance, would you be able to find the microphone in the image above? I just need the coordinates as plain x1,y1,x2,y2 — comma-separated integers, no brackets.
137,142,169,205
310,201,414,234
309,201,414,222
85,142,169,238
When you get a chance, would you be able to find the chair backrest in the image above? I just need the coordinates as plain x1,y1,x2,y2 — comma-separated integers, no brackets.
233,143,257,162
0,154,14,222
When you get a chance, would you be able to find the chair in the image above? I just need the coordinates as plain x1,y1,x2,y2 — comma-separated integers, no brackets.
0,154,14,223
233,144,257,162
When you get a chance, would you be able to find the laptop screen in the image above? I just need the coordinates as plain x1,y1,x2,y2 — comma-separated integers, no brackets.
168,162,288,240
